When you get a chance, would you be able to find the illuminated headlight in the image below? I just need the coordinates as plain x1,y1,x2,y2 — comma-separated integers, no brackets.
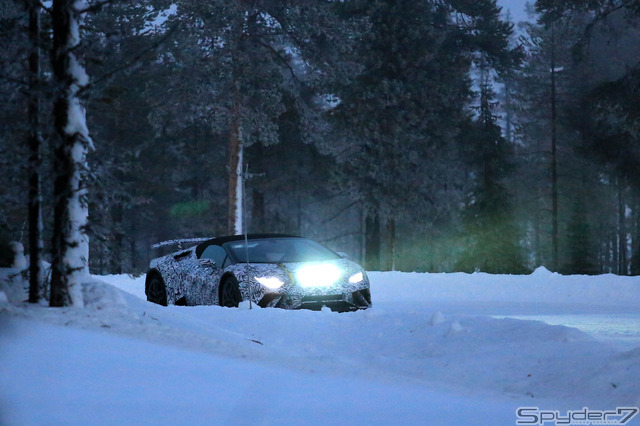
348,272,364,284
255,276,284,289
296,263,342,288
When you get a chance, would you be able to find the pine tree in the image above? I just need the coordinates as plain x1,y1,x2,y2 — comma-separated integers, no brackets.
456,60,526,274
49,0,93,307
333,0,474,270
535,0,640,273
564,194,598,274
510,15,591,272
0,2,29,244
82,1,195,273
333,0,522,271
159,0,356,236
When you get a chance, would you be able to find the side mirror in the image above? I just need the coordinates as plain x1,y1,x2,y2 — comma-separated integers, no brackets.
199,258,217,268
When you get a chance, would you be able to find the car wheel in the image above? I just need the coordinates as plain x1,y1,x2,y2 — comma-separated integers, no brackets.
220,276,242,308
147,274,168,306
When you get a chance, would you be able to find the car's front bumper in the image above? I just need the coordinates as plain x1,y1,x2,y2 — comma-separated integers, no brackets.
258,287,372,312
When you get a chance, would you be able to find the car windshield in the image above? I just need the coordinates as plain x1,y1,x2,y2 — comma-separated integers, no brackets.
223,237,341,263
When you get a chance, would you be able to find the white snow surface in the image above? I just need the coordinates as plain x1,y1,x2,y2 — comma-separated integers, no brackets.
1,267,640,425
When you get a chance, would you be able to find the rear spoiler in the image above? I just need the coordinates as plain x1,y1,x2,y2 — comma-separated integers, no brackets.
151,237,213,251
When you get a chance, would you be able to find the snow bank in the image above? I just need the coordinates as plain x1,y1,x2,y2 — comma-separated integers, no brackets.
0,316,519,425
1,269,639,425
0,268,28,304
369,267,640,308
94,273,147,299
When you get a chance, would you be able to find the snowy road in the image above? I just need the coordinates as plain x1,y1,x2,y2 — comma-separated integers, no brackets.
367,269,640,350
1,268,640,425
380,301,640,350
493,313,640,349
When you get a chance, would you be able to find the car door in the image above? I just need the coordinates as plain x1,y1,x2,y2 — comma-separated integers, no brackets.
192,244,228,305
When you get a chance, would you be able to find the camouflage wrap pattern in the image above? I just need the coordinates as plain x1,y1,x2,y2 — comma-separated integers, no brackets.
148,246,371,310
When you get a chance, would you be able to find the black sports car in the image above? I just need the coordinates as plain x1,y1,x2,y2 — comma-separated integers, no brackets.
145,234,372,311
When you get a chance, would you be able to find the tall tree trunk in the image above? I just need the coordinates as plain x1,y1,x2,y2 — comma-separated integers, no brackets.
129,218,137,272
109,203,124,274
550,23,559,272
631,199,640,275
365,211,380,271
618,178,628,275
26,0,42,303
504,77,513,145
610,229,618,273
387,218,396,271
227,108,244,235
227,11,245,236
50,0,92,307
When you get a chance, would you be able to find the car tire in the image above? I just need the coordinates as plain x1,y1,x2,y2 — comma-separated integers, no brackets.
147,274,168,306
220,276,242,308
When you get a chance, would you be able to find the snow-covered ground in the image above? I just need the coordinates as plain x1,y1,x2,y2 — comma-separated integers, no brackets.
1,267,639,425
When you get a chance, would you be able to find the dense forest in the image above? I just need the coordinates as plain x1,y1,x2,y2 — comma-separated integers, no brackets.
1,0,640,293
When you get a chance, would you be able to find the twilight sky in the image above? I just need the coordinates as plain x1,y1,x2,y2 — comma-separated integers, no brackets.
497,0,534,23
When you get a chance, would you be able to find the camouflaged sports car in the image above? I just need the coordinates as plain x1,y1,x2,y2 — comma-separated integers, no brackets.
145,234,372,311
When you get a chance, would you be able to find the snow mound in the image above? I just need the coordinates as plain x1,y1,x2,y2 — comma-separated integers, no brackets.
237,300,256,310
530,265,553,276
82,280,128,311
0,267,28,304
95,273,146,299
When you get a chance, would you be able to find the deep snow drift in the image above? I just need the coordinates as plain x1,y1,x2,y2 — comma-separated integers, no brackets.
1,267,639,425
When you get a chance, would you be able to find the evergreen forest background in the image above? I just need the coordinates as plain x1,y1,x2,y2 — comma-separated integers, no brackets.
2,0,640,276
